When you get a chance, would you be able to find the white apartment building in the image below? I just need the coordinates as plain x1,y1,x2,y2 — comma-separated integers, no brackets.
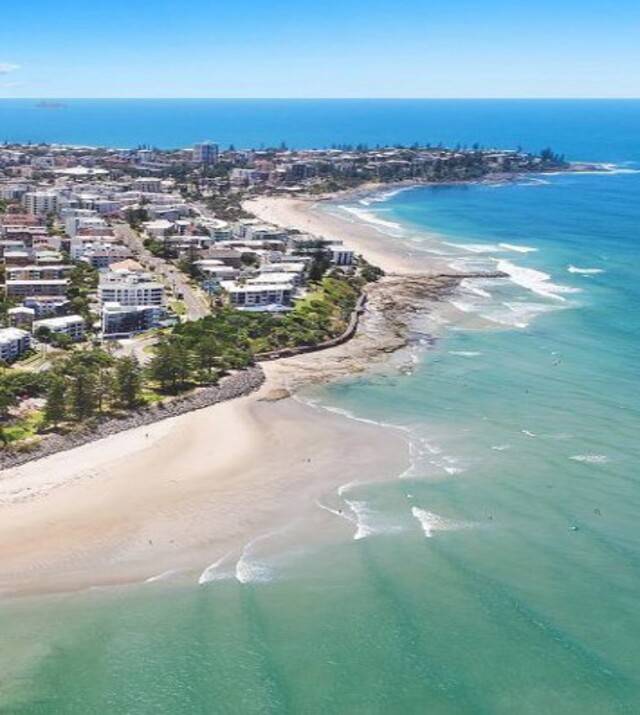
33,314,85,342
329,245,355,266
98,272,165,307
23,191,59,216
0,327,31,362
220,281,293,310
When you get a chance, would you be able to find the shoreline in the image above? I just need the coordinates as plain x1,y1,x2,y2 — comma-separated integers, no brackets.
0,190,461,597
0,178,511,598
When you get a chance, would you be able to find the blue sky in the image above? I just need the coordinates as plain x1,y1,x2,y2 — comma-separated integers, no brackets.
1,0,639,98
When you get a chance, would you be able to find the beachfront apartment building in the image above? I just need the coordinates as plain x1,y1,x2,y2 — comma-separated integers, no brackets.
328,245,355,266
23,191,59,216
101,303,165,338
220,280,293,310
98,272,165,307
0,327,31,363
33,314,85,342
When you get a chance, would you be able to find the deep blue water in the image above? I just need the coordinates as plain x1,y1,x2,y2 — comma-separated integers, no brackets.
0,99,639,161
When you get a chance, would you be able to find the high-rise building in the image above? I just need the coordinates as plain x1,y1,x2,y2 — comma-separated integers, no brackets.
193,142,219,165
23,191,59,216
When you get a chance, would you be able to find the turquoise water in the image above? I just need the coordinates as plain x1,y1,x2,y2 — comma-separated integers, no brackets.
2,105,640,713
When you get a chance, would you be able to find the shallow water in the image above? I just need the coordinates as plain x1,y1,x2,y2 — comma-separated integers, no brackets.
2,104,640,713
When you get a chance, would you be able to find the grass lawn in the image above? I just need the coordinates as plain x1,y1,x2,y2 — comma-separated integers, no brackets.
2,411,45,445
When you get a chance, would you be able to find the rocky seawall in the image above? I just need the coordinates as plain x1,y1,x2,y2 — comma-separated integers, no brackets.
0,366,265,471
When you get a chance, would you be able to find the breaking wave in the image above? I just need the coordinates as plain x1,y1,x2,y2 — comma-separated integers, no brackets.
567,265,604,275
411,507,473,538
570,454,610,464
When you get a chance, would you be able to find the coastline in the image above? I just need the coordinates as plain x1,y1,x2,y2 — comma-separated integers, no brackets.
0,190,462,597
244,190,447,275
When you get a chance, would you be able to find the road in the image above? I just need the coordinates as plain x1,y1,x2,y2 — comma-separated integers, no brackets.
113,223,211,321
114,332,158,365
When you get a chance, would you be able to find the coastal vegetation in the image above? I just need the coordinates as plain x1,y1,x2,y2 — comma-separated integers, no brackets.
148,265,374,394
0,260,380,449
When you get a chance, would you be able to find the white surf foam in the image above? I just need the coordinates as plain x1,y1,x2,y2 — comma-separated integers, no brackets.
448,351,482,357
497,259,580,302
359,187,411,206
444,242,502,254
445,241,537,255
570,454,610,464
459,278,492,299
316,499,356,526
411,507,472,538
567,265,604,275
344,499,404,541
339,206,404,234
498,242,538,254
145,568,182,584
198,552,235,585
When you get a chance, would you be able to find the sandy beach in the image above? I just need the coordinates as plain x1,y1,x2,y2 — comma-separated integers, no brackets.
244,193,450,275
0,385,410,596
0,191,457,598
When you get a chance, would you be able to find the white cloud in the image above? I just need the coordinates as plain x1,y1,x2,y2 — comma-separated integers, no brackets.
0,63,20,75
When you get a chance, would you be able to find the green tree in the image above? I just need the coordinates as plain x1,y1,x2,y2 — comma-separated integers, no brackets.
194,335,220,381
308,249,331,283
69,367,98,421
114,356,143,408
95,365,115,414
44,375,67,426
0,384,18,421
149,337,192,393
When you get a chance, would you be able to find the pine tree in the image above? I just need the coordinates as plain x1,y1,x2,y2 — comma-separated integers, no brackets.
194,335,220,382
115,356,143,408
44,375,67,426
70,367,98,421
149,337,192,393
95,366,115,414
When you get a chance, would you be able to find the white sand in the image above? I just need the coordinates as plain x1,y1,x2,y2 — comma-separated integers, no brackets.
245,195,448,275
0,388,408,596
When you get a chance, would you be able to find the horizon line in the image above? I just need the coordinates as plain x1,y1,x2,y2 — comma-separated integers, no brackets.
1,96,640,101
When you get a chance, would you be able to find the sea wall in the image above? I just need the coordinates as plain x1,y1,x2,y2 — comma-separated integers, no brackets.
255,293,368,361
0,366,265,471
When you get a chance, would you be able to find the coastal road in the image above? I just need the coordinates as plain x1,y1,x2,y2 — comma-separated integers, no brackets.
113,223,211,321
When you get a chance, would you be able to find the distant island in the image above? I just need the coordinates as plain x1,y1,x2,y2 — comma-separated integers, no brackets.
35,101,67,110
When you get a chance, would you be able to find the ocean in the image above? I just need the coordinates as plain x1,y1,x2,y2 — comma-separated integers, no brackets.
0,98,638,160
1,100,640,713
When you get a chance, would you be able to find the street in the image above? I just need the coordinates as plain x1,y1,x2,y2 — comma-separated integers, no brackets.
113,223,211,321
